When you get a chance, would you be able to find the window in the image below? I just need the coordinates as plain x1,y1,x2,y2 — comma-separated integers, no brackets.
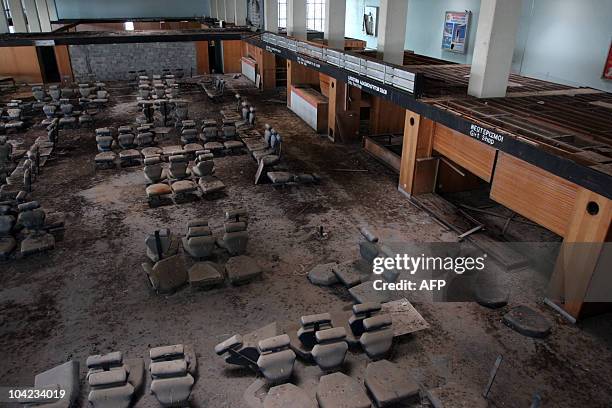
124,21,135,31
306,0,325,32
278,0,287,29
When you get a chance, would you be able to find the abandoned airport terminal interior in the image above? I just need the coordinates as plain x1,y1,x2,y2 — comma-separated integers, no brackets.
0,0,611,406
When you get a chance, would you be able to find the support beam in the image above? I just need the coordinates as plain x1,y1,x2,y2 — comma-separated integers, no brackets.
399,110,437,197
46,0,57,21
287,0,306,40
468,0,522,98
23,0,41,32
0,4,9,33
225,0,235,24
377,0,408,65
324,0,346,50
35,0,52,32
264,0,278,33
235,0,247,26
8,0,28,33
327,78,361,143
549,189,612,320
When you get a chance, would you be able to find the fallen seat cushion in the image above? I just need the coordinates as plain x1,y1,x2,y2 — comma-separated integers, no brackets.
146,184,172,198
95,152,116,162
171,180,198,194
267,172,294,184
224,140,243,149
119,149,141,159
204,142,224,151
188,262,224,289
199,177,226,194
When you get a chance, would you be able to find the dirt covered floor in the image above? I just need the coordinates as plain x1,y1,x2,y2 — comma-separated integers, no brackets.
1,78,611,408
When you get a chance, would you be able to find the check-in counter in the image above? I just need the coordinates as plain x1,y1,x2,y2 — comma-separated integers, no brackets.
241,57,257,83
289,85,329,133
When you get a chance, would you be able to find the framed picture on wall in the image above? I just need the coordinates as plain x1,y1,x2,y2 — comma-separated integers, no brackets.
603,42,612,80
442,11,471,54
363,6,379,37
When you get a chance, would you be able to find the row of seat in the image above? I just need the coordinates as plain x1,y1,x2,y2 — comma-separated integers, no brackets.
216,303,394,384
1,100,26,133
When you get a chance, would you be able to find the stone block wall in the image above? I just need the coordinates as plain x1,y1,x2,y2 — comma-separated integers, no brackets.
69,42,198,81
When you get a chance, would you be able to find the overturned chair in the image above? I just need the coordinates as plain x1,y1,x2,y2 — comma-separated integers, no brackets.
149,344,197,407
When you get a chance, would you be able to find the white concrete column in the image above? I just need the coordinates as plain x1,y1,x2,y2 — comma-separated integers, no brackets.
0,5,10,33
225,0,235,23
324,0,346,49
23,0,41,32
264,0,278,32
235,0,246,26
377,0,408,65
35,0,52,31
8,0,28,32
468,0,522,98
46,0,57,21
211,0,218,19
287,0,306,40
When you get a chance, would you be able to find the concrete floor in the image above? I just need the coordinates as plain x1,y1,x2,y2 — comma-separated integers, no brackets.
1,79,611,407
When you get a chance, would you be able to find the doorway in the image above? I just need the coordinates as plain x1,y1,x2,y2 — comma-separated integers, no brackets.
36,46,61,83
208,41,224,74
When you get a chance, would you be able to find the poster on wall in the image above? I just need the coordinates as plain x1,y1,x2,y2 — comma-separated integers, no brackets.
363,6,379,37
604,42,612,80
442,11,470,54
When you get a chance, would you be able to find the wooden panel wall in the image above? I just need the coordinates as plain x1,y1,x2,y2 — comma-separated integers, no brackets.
195,41,210,74
432,124,497,183
0,46,42,83
319,73,331,98
490,152,580,236
369,96,405,134
54,45,73,81
243,41,276,89
222,40,243,73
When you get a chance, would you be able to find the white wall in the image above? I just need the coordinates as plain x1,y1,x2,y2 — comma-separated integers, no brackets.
405,0,481,64
345,0,380,49
516,0,612,92
345,0,612,90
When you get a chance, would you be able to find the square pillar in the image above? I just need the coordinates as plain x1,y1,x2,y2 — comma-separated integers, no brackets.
35,0,52,32
468,0,522,98
377,0,408,65
211,0,218,19
225,0,235,23
46,0,57,21
23,0,41,32
8,0,28,32
0,5,9,33
235,0,247,26
264,0,278,32
287,0,306,40
324,0,346,49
